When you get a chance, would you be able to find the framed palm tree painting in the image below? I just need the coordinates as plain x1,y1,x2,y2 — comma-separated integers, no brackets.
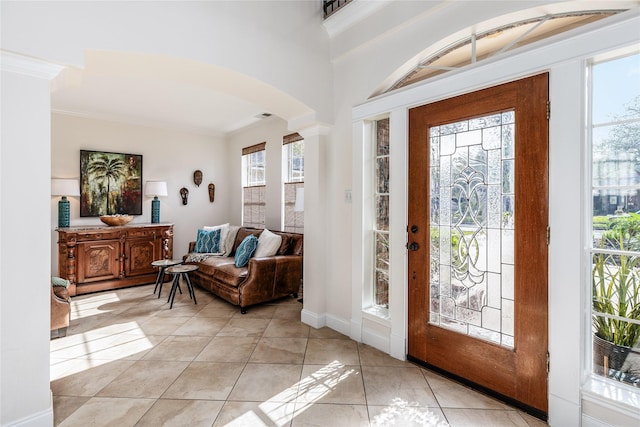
80,150,143,216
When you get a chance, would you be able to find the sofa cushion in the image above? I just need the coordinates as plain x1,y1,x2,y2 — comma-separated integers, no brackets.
197,256,248,287
254,229,282,258
234,235,258,267
231,228,262,256
203,223,229,253
195,228,222,253
223,225,241,256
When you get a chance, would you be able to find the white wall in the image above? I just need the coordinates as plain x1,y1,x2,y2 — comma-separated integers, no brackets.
1,1,332,125
1,60,62,426
51,113,230,273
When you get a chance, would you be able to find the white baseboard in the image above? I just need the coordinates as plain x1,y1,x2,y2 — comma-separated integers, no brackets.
301,308,326,329
362,327,390,354
5,405,53,427
326,313,351,337
350,318,362,342
389,332,406,361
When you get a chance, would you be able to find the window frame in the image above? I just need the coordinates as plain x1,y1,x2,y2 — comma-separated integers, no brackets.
586,48,640,396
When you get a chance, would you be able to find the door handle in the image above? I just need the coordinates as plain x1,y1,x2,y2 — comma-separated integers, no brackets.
408,242,419,251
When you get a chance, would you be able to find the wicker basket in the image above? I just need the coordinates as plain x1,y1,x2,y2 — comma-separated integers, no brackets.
99,215,133,226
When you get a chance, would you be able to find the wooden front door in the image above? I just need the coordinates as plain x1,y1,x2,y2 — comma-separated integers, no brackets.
407,74,549,415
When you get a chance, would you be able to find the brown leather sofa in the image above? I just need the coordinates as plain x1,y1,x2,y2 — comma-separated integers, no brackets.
185,227,303,314
51,280,71,338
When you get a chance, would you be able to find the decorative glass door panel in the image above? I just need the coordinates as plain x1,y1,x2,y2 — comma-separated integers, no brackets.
429,111,515,348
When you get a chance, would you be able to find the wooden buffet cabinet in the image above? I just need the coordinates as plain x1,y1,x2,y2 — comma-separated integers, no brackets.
57,223,173,296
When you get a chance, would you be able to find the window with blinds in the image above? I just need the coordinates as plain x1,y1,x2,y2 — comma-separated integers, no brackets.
283,133,304,233
242,142,266,228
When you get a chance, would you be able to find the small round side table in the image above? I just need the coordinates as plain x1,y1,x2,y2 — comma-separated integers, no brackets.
151,259,183,298
165,264,199,309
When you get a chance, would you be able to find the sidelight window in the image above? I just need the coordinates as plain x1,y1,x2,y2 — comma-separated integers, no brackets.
374,118,390,308
589,51,640,387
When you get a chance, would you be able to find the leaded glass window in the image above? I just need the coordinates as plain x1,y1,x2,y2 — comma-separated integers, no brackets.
429,111,515,348
374,118,390,308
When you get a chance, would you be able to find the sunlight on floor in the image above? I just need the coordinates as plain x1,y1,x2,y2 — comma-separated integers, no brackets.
50,320,153,381
70,292,122,320
370,397,449,427
224,361,355,426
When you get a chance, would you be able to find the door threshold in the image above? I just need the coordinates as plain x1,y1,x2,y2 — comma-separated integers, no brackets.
407,355,548,422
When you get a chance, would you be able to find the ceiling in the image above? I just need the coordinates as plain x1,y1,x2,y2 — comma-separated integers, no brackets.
51,51,312,137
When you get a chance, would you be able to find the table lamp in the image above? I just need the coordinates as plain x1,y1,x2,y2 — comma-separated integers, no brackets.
145,181,168,223
51,178,80,228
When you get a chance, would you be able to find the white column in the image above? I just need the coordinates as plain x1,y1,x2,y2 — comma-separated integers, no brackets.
1,52,64,426
297,124,331,328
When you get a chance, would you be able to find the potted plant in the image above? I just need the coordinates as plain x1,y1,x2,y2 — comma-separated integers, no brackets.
592,213,640,377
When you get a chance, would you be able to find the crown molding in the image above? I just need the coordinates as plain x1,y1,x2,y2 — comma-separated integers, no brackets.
1,51,65,80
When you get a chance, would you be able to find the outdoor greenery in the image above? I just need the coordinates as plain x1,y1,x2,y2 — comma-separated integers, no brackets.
592,213,640,348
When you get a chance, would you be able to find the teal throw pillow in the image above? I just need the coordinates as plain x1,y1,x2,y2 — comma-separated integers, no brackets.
234,235,258,267
195,228,222,253
51,277,70,288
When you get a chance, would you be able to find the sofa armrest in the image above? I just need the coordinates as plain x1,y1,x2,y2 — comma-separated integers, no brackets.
188,241,196,253
239,255,303,307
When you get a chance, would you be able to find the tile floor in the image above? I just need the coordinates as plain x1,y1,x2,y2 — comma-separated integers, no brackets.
51,283,548,426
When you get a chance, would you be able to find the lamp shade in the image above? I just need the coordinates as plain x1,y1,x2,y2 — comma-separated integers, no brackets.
294,187,304,212
145,181,168,197
51,179,80,197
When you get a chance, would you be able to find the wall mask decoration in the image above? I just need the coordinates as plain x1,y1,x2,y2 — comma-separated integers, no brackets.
180,187,189,205
193,170,203,187
208,183,215,203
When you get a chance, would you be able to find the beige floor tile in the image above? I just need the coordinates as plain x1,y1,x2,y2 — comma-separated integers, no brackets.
50,332,148,359
232,304,278,318
291,402,370,427
153,300,204,317
297,364,366,405
443,408,530,426
96,360,189,398
368,404,449,427
142,335,211,361
136,399,225,427
362,366,439,407
358,343,409,367
51,359,136,397
273,304,303,320
162,361,245,400
77,334,167,361
264,318,310,338
422,370,509,410
249,337,308,364
228,363,303,402
138,315,191,335
304,338,360,365
308,327,350,339
518,411,549,426
57,396,154,427
194,299,239,317
52,396,90,426
195,336,259,363
212,400,296,427
172,316,229,336
217,317,271,337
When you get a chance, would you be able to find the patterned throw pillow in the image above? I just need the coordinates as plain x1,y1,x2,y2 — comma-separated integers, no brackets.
195,228,222,253
234,235,258,267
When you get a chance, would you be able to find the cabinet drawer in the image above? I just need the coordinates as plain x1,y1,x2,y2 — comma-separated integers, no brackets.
76,231,121,241
127,229,157,239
